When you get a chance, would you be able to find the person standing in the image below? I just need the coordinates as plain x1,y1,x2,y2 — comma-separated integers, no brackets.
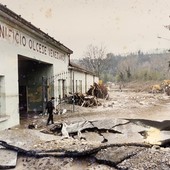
46,97,55,125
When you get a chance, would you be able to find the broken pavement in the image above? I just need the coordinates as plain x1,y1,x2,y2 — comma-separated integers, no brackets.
1,87,170,169
1,117,170,169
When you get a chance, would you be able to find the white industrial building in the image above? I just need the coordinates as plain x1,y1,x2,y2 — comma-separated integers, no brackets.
68,62,99,94
0,4,98,130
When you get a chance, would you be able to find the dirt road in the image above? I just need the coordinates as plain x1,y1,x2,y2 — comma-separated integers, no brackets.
1,85,170,170
54,89,170,123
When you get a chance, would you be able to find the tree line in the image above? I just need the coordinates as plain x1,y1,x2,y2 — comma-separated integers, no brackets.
72,45,170,83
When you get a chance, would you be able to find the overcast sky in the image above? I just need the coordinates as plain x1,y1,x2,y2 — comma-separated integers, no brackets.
0,0,170,59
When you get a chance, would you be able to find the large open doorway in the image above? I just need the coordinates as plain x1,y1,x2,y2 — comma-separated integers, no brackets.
58,79,66,99
0,76,5,116
18,55,53,115
19,85,27,112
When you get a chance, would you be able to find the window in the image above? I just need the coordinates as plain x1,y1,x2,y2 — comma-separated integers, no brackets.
79,80,82,93
58,79,66,98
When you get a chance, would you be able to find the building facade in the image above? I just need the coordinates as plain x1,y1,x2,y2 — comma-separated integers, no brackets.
68,62,99,94
0,4,98,130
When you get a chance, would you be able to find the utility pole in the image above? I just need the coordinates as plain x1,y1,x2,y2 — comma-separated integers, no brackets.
72,71,75,112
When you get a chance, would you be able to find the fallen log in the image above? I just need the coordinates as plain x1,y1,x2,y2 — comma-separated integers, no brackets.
0,140,152,159
0,140,36,156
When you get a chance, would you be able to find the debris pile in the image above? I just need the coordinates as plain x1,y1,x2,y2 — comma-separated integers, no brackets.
150,79,170,94
43,120,122,143
150,84,163,93
165,85,170,96
86,82,109,99
65,93,102,107
1,118,170,169
65,83,108,107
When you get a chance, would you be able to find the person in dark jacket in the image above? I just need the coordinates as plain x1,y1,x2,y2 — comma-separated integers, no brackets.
46,97,55,125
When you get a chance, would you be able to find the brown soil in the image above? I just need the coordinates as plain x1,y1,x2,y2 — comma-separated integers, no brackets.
9,81,170,170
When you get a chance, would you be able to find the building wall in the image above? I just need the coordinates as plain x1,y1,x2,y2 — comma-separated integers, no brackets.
0,15,69,130
94,76,99,84
68,70,99,94
0,7,99,130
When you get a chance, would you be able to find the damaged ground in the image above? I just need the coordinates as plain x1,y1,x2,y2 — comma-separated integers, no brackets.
1,82,170,169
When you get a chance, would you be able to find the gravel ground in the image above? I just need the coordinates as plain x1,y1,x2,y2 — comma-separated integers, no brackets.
118,147,170,170
3,83,170,170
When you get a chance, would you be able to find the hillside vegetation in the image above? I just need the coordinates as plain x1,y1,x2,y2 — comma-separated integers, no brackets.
73,51,170,83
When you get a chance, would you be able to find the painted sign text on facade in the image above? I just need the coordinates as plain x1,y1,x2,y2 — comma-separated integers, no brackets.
0,22,65,61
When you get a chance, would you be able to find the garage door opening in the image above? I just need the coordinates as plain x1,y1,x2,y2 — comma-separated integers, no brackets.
18,55,53,115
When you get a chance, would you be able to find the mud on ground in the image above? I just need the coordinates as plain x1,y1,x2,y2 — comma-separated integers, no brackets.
1,82,170,170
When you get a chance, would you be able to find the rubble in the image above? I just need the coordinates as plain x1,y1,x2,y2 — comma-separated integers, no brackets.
1,117,170,169
0,138,157,170
86,82,109,99
0,148,18,169
118,147,170,170
64,82,108,108
65,92,102,107
95,146,145,168
1,85,170,169
165,85,170,96
150,79,170,95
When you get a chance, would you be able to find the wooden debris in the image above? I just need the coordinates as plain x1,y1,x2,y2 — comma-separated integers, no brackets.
165,85,170,96
64,82,109,107
87,82,109,99
65,93,102,107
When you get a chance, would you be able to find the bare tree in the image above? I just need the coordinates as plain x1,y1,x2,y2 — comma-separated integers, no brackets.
80,44,106,78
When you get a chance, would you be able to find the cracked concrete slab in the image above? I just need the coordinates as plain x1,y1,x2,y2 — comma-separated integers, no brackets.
81,132,105,143
102,131,144,144
127,119,170,130
1,118,170,153
112,122,149,134
61,121,93,137
125,119,170,145
1,86,170,169
142,128,170,145
0,148,17,169
118,147,170,169
90,118,129,129
95,146,145,167
0,129,61,150
60,119,128,137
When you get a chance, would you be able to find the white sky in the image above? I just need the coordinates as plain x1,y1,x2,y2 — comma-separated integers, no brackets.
0,0,170,59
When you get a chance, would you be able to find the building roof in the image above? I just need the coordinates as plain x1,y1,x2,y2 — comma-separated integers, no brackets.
69,62,97,76
0,4,73,55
